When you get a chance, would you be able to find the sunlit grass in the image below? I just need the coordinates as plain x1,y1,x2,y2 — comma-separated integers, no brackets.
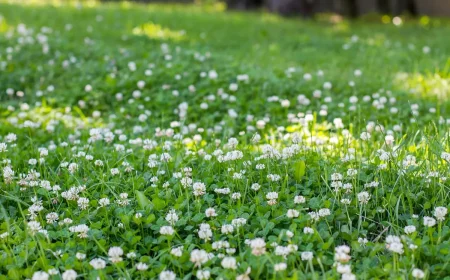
132,22,187,42
260,13,283,23
2,105,105,131
1,0,99,7
1,2,450,279
395,71,450,101
0,15,10,33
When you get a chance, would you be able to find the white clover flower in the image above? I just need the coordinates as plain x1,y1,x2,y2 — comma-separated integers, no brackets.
116,193,130,206
249,238,266,256
61,269,77,280
274,262,287,271
205,207,217,217
110,168,120,175
84,84,92,92
89,258,106,270
45,212,59,223
412,268,425,279
68,163,78,173
136,262,149,271
347,169,357,176
404,225,416,234
212,240,230,250
441,152,450,162
303,227,314,234
108,246,123,263
159,270,176,280
358,237,368,245
221,224,234,234
303,73,312,80
335,245,351,263
318,208,331,217
5,133,17,142
192,182,206,196
28,221,43,236
251,133,261,143
165,209,179,225
190,249,209,267
286,209,299,218
2,166,14,183
337,263,352,274
331,173,343,181
294,195,306,204
434,207,447,221
160,226,175,236
32,271,49,280
231,192,242,199
198,223,212,241
76,252,86,260
127,252,137,259
99,197,110,207
77,197,89,210
231,218,247,227
266,192,278,205
357,191,371,204
0,143,8,153
196,270,211,280
360,131,371,141
221,256,237,269
229,83,238,91
385,135,395,145
385,235,403,254
342,273,356,280
309,211,321,221
171,247,183,257
341,198,351,205
251,183,261,191
160,152,172,162
281,99,290,108
301,251,313,261
423,216,436,227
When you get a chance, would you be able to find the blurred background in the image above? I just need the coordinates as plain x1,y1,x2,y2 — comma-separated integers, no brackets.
100,0,450,17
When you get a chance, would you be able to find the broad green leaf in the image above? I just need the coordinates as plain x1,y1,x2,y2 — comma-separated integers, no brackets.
135,190,151,210
151,195,166,211
293,160,306,181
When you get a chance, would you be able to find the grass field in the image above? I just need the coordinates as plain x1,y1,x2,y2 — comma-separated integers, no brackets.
1,1,450,279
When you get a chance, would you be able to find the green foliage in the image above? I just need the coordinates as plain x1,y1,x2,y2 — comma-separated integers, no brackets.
0,1,449,280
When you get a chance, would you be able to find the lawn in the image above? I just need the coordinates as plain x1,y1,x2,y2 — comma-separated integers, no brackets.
1,1,450,279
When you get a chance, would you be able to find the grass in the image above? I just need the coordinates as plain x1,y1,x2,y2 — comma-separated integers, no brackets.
0,1,450,279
